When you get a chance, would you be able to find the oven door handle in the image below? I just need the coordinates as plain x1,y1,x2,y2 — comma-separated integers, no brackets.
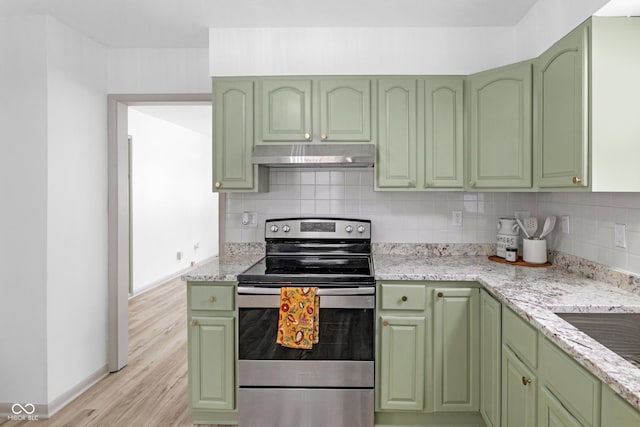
237,286,375,296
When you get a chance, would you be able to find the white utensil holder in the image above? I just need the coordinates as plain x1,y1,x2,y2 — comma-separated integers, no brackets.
523,238,547,264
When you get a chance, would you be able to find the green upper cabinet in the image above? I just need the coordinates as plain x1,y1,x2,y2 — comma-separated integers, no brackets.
468,62,532,189
479,290,501,427
260,79,313,142
213,79,266,191
257,77,373,143
377,78,418,189
535,17,640,191
319,78,371,142
423,78,464,188
433,287,479,412
535,23,588,189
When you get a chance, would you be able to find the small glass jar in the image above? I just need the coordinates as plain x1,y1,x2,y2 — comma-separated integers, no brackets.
505,247,517,262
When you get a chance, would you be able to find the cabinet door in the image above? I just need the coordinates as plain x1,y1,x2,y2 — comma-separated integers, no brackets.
535,24,589,188
539,386,583,427
319,78,371,142
261,79,312,141
423,78,464,188
502,346,537,427
479,290,501,427
433,288,479,412
468,62,532,189
378,315,425,411
377,78,418,188
602,385,640,427
213,80,255,190
189,316,235,410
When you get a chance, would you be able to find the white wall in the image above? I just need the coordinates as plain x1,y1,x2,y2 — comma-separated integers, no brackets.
129,108,218,293
514,0,609,60
209,27,516,76
45,17,109,403
226,169,537,244
0,15,49,407
107,48,210,93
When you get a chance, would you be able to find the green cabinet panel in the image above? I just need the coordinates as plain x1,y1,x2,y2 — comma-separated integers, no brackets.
378,315,426,411
601,385,640,427
433,287,479,412
535,24,588,189
213,79,259,191
539,337,600,427
468,62,532,189
319,78,371,141
502,346,537,427
423,78,464,188
189,316,235,410
539,386,583,427
261,79,312,141
479,290,501,427
377,78,418,189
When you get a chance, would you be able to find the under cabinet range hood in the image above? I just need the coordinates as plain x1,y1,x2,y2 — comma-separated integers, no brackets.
250,144,375,168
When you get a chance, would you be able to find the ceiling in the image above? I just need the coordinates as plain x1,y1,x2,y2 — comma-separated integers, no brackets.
0,0,543,48
1,1,636,49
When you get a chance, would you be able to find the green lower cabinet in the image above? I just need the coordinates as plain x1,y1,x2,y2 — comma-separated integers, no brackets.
539,386,583,427
502,346,537,427
433,287,480,412
601,385,640,427
188,316,235,411
378,314,426,411
479,290,501,427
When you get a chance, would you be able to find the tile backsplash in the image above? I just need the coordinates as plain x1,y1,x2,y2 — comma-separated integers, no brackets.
225,169,640,276
225,169,537,244
537,192,640,275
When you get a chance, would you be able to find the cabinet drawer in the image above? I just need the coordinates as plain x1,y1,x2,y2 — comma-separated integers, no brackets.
503,307,537,368
190,284,235,311
380,283,426,310
539,337,600,427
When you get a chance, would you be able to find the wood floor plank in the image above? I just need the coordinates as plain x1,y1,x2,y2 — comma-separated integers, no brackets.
1,277,232,427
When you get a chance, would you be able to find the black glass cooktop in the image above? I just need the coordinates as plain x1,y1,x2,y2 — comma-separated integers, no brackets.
237,256,374,285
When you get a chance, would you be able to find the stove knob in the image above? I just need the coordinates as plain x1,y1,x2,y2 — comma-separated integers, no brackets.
357,225,366,233
282,225,290,232
345,225,353,233
270,225,279,233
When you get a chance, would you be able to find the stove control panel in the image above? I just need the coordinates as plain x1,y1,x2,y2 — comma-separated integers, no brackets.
265,218,371,240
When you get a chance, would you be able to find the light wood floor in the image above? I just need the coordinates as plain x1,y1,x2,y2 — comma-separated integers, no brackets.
1,277,231,427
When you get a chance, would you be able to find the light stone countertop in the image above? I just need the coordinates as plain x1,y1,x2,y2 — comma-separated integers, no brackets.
181,255,262,282
182,253,640,411
374,254,640,412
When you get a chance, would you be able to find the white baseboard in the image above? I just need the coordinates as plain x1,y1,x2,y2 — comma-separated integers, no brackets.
130,254,218,299
0,364,108,419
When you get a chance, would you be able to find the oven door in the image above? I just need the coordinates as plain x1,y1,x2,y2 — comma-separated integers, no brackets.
237,286,375,388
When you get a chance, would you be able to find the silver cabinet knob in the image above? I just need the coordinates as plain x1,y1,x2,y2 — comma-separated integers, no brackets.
357,225,365,233
214,181,221,189
270,225,279,232
304,132,311,141
282,225,290,232
345,225,353,233
321,133,327,140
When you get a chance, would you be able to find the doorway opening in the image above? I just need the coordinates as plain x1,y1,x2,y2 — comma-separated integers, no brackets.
108,94,221,372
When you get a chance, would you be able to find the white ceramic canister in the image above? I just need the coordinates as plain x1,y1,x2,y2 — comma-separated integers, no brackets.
523,238,547,264
497,234,519,258
497,218,520,236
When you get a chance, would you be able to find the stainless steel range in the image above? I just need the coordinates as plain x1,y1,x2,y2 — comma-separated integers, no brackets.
236,217,375,427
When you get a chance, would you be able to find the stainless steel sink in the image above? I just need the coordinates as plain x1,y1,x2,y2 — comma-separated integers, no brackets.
555,312,640,368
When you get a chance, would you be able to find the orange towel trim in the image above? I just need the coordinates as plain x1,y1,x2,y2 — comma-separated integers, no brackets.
276,287,319,349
